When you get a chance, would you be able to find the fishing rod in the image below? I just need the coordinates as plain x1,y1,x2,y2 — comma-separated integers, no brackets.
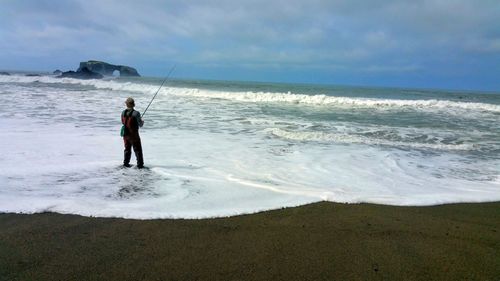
142,64,176,118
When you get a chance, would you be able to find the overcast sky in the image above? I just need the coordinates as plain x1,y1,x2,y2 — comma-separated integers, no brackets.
1,0,499,90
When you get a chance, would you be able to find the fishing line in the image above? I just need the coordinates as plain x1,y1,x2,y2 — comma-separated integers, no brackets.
142,64,176,117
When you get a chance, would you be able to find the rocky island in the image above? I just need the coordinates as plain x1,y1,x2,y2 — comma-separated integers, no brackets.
78,60,140,77
58,60,140,79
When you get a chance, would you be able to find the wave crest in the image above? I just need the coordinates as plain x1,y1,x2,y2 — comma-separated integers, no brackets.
2,74,499,113
171,89,500,113
266,128,474,151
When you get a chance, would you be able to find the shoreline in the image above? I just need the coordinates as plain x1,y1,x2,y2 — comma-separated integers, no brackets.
1,201,499,280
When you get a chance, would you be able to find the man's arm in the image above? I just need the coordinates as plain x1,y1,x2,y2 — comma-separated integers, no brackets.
134,111,144,127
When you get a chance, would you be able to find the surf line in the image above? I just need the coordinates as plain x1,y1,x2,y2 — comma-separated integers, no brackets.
142,64,177,118
226,174,333,200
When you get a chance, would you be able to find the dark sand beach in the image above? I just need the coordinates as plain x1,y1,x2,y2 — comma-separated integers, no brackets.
1,201,499,281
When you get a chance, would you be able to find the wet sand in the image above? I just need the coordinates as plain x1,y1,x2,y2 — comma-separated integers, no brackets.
1,201,499,280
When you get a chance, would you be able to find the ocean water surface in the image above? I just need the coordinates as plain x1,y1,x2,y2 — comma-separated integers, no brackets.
1,74,499,218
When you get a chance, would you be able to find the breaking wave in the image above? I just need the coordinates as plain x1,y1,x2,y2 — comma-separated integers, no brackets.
266,128,474,151
1,74,499,113
170,89,500,113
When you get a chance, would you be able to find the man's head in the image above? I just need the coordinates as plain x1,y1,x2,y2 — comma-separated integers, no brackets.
125,97,135,108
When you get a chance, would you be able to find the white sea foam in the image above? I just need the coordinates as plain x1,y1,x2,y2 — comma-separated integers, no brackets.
170,89,500,113
1,76,499,219
266,128,474,150
1,74,499,113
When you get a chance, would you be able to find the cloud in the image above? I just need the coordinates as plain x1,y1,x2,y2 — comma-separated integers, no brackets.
0,0,499,89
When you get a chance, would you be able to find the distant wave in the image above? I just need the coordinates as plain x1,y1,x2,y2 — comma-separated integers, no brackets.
266,128,474,151
0,74,161,93
171,89,500,113
2,74,499,113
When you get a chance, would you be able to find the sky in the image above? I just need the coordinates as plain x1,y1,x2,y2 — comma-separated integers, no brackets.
1,0,499,91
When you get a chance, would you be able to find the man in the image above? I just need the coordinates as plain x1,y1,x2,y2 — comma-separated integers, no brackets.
121,97,144,168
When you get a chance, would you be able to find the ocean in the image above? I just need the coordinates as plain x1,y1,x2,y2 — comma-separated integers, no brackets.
1,73,499,219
